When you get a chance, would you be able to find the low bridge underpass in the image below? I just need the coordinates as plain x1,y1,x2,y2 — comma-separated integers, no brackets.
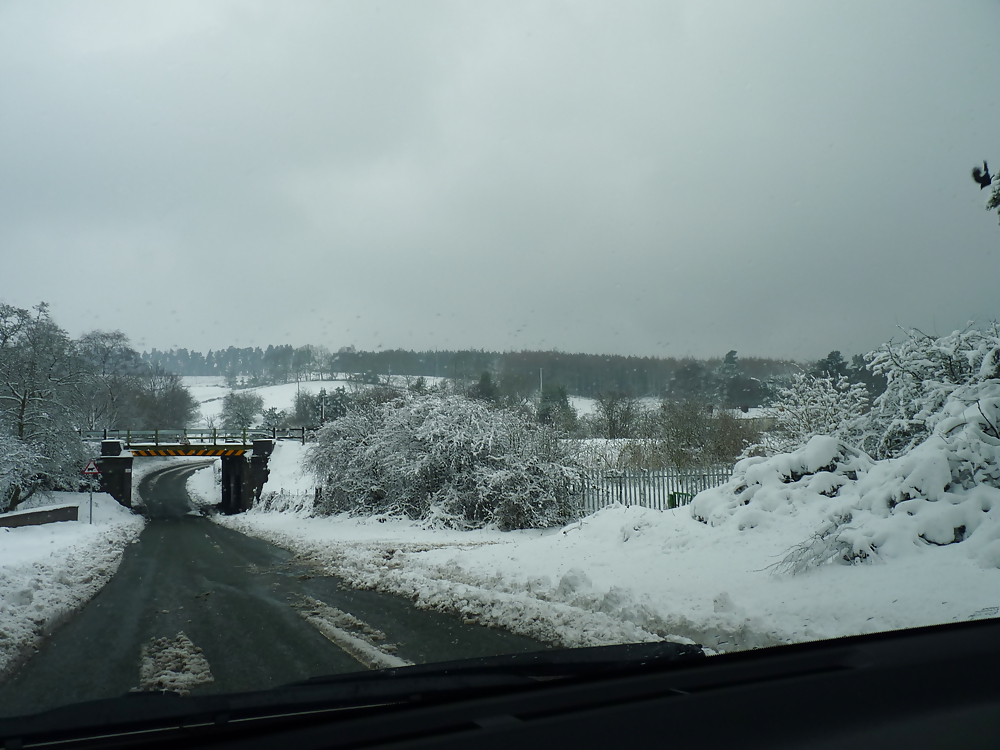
84,431,277,515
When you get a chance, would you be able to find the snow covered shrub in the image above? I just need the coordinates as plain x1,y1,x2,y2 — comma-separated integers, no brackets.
305,394,581,530
858,325,1000,460
692,325,1000,572
693,433,1000,572
749,373,869,456
691,436,873,532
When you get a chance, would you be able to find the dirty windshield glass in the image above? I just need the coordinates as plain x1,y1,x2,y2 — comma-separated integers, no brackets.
1,0,999,722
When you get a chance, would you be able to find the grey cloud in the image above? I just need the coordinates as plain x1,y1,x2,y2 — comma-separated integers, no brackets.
1,1,999,361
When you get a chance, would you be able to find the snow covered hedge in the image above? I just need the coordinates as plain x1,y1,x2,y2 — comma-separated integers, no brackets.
691,326,1000,572
305,394,582,530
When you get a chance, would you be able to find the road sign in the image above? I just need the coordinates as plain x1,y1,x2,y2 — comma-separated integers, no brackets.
82,459,101,476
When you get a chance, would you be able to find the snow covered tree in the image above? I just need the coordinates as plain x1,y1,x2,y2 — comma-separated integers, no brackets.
305,393,581,530
537,384,579,434
261,406,286,430
984,171,1000,224
287,389,318,427
0,303,91,507
695,325,1000,573
752,373,869,456
858,325,1000,459
0,429,43,513
220,391,264,430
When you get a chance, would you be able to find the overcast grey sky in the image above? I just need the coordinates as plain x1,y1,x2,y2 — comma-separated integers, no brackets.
2,1,999,362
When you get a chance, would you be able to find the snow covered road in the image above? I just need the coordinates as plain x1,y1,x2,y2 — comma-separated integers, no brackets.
0,463,546,718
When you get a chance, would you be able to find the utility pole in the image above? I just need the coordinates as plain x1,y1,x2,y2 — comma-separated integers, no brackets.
539,368,543,395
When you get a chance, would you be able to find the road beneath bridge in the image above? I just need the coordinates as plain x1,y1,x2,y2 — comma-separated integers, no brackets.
0,463,547,717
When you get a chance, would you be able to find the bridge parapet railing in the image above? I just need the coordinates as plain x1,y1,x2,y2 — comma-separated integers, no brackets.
79,427,310,445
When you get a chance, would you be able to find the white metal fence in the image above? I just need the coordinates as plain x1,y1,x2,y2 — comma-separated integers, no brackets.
577,466,733,514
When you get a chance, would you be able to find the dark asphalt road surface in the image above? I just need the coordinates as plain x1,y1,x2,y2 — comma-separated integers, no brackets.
0,462,547,718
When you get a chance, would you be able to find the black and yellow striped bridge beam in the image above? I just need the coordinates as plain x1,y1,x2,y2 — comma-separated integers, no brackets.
129,446,251,457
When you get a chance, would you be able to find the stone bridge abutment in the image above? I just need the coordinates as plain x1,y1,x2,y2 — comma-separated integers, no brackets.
95,438,275,514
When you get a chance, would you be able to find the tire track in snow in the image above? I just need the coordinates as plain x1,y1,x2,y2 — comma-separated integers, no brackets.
295,596,412,670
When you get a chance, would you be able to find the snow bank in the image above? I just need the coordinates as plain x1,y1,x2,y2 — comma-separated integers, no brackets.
219,433,998,652
185,461,221,509
0,492,144,678
263,441,313,495
217,510,671,649
256,441,314,514
219,498,997,653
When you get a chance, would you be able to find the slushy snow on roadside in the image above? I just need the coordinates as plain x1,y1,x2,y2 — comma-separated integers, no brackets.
0,493,144,678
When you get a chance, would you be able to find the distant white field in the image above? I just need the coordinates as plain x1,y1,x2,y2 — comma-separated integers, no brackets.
183,374,453,428
183,376,359,428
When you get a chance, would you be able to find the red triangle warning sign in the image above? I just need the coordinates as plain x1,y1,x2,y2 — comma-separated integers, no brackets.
82,459,101,476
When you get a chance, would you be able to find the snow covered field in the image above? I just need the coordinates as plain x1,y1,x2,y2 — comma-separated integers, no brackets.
0,493,144,678
216,435,999,653
183,375,448,428
183,376,354,427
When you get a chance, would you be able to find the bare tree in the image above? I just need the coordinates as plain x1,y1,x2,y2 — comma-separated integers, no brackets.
76,330,144,429
593,391,642,439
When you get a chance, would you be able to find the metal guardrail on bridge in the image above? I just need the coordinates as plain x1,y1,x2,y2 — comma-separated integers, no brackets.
78,427,311,445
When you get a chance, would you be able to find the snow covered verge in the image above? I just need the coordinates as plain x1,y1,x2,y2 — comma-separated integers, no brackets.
218,492,998,654
218,428,998,653
0,492,144,678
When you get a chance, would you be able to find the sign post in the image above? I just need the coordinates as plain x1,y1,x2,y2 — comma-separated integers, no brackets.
82,459,101,524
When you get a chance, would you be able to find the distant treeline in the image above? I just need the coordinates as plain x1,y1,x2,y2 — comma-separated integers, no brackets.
141,345,817,406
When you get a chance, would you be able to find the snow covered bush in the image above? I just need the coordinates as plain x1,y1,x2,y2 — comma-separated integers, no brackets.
692,434,1000,572
858,325,1000,460
691,325,1000,573
750,373,869,456
305,394,582,530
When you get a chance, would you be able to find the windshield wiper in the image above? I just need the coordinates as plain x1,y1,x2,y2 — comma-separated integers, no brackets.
287,639,705,688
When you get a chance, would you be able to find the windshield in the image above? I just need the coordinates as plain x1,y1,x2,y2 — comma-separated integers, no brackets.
1,0,999,726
